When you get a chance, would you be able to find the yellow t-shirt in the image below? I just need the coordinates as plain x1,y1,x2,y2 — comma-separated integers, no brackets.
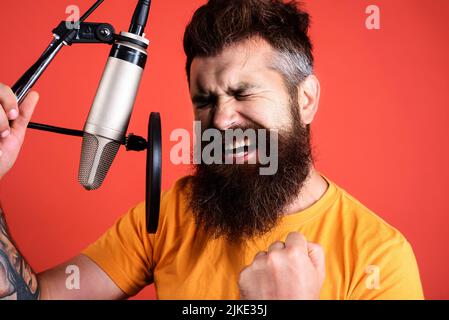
82,176,424,300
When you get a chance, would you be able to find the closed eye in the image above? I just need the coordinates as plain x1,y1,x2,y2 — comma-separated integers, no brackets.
192,95,215,109
195,102,211,109
235,93,253,101
230,86,256,101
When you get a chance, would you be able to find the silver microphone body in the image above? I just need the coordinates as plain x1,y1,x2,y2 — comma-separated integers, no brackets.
79,32,149,190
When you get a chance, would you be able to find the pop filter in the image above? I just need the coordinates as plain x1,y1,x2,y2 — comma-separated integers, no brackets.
146,112,162,233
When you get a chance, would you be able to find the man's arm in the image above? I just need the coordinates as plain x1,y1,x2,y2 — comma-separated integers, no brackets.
0,86,129,300
0,206,128,300
0,85,131,300
0,207,39,300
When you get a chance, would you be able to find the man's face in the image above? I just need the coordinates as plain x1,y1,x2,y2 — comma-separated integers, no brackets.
187,38,313,242
189,38,294,141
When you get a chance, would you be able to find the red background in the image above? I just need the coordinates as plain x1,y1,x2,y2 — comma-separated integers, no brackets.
0,0,448,300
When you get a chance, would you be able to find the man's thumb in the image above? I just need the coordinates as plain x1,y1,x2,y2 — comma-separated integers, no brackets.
307,242,326,284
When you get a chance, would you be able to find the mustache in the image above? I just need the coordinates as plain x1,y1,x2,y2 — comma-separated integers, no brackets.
198,124,277,146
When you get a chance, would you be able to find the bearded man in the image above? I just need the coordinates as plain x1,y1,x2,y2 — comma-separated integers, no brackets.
0,0,423,300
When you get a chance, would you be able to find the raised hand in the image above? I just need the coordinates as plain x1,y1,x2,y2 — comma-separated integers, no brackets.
0,84,39,180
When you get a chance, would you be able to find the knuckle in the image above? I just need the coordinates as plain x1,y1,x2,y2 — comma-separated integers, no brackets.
253,251,267,262
238,266,251,284
285,245,296,255
285,245,302,258
266,250,281,266
0,110,9,128
252,256,266,269
287,231,306,243
0,94,17,110
268,241,284,251
296,232,307,242
254,254,265,261
3,101,15,111
0,123,9,133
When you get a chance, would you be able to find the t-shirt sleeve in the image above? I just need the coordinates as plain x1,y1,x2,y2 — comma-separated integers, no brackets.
348,238,424,300
82,201,154,297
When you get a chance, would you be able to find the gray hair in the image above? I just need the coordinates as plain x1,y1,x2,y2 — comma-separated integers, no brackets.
272,48,314,89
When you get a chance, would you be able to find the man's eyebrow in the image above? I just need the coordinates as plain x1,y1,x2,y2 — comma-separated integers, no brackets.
227,82,261,95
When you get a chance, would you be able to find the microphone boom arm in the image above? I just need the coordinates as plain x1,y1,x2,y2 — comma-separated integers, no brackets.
17,3,147,152
12,0,107,103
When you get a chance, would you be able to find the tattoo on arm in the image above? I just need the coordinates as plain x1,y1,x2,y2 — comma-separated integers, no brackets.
0,207,40,300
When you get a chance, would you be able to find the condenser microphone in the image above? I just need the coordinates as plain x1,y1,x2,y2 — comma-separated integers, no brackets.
78,0,151,190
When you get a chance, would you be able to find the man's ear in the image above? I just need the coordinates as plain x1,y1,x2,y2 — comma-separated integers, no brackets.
297,75,320,125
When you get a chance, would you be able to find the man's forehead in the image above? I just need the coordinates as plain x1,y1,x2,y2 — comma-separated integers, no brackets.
190,38,275,91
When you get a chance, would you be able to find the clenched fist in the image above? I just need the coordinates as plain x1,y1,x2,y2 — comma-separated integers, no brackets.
238,232,325,300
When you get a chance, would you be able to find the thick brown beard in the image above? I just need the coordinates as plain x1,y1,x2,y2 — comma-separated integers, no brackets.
187,101,312,243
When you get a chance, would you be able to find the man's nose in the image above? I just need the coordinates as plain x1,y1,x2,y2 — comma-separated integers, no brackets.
212,97,239,130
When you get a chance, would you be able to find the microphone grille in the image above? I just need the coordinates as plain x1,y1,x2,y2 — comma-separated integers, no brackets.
78,133,120,190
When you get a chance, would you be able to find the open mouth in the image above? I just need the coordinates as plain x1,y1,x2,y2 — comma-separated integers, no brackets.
223,137,257,161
